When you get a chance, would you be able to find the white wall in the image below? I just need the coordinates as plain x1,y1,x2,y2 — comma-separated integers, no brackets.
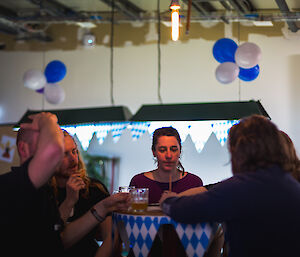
1,22,300,154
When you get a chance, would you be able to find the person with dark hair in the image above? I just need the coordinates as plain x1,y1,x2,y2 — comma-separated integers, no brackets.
130,126,203,204
160,115,300,257
279,130,300,182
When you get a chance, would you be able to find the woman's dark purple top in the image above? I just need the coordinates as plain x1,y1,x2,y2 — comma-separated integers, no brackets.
129,172,203,204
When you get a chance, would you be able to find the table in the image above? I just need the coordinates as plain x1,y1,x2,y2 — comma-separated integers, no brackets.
112,207,218,257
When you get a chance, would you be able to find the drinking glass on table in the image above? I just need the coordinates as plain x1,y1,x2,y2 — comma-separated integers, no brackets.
130,188,149,212
119,186,135,193
112,186,135,195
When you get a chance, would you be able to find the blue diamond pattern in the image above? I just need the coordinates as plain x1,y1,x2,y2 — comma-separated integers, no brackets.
129,215,135,229
191,223,197,229
160,217,169,225
200,232,209,249
122,215,128,225
181,233,189,249
136,216,143,230
144,217,152,230
145,233,153,250
153,217,160,230
129,233,136,245
190,233,199,249
170,219,178,229
180,223,187,230
137,233,144,248
114,213,216,257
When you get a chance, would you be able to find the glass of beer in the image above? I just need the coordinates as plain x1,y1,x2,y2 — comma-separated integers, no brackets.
119,186,135,193
130,188,149,212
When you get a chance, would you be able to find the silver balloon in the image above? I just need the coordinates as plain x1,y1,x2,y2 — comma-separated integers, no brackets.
23,69,46,90
215,62,240,84
44,83,65,104
235,42,262,69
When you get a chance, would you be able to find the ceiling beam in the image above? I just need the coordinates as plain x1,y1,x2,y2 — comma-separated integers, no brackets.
101,0,144,20
235,0,251,13
0,17,52,42
227,0,245,14
26,0,79,17
220,1,232,11
0,6,18,18
275,0,299,32
182,0,229,24
0,19,19,35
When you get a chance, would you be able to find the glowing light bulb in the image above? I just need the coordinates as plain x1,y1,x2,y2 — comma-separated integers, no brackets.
171,10,179,41
170,0,180,41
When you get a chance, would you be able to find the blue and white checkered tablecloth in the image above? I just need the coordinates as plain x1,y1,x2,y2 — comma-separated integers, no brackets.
113,212,217,257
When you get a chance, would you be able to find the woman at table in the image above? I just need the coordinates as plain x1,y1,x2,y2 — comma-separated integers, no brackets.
129,126,203,204
160,115,300,257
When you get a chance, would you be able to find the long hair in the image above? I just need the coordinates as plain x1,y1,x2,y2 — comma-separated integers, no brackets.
228,115,290,175
280,131,300,182
50,130,109,199
152,126,185,174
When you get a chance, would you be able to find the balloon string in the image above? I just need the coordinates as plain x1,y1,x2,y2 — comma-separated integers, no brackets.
157,0,162,104
42,51,45,110
110,0,115,106
238,22,241,101
186,0,192,35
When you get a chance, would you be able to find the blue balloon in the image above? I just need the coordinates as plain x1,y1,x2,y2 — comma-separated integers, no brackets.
36,87,44,94
213,38,238,63
238,65,260,82
44,60,67,83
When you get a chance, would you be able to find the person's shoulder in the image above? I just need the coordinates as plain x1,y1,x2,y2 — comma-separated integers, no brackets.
131,172,148,181
185,172,203,183
7,159,37,191
186,172,200,178
89,177,109,195
0,169,20,187
0,161,37,211
130,172,152,185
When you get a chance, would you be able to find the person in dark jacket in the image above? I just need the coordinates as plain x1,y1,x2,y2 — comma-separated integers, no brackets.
160,115,300,257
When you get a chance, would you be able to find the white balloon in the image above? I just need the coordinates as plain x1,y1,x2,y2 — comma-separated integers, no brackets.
235,42,262,69
44,83,65,104
215,62,240,84
23,69,46,90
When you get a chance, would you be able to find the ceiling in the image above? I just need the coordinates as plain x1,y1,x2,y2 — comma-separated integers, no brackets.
0,0,300,42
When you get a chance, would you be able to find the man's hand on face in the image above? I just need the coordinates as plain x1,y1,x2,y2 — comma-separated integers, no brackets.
65,174,86,207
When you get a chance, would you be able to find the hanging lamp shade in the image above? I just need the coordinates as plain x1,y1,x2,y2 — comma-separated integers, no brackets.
131,101,270,121
170,0,180,10
15,106,132,127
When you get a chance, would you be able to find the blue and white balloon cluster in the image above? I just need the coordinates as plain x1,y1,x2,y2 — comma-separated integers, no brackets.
213,38,261,84
23,60,67,104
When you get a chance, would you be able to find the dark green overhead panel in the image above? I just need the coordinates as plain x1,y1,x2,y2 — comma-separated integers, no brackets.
16,101,269,126
16,106,132,126
130,101,270,121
